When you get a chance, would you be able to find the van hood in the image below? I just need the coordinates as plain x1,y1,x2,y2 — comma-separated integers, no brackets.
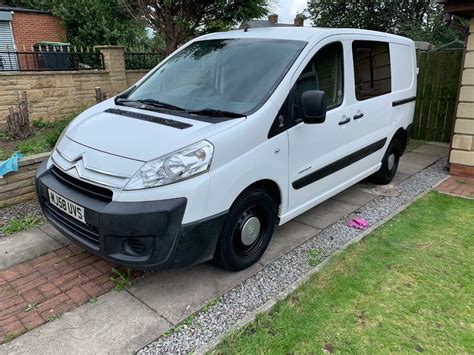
65,104,243,162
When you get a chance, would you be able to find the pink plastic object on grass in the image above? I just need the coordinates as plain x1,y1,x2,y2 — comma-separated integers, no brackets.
347,218,369,230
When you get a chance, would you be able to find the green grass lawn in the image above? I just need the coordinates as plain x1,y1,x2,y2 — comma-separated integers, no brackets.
215,192,474,354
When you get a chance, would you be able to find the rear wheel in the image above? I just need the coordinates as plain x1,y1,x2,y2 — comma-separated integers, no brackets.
370,139,401,184
214,188,276,271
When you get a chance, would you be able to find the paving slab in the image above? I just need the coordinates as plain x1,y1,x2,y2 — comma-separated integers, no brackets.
129,261,262,325
38,223,72,246
1,291,170,355
261,221,319,265
401,151,441,166
398,160,426,175
295,199,360,229
412,143,449,157
0,229,60,270
332,184,377,206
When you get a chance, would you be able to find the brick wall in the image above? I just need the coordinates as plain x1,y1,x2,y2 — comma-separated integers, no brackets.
450,18,474,177
11,12,66,50
0,46,147,126
0,152,49,207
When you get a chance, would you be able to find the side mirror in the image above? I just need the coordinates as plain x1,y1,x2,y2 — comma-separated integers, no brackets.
300,90,327,124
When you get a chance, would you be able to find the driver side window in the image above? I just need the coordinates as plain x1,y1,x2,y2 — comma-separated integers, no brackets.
295,42,344,109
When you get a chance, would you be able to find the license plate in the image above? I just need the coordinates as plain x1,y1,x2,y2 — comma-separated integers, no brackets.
48,189,86,224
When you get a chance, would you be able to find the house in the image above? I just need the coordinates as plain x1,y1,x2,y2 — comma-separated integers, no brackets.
0,5,66,70
438,0,474,177
241,14,305,29
0,5,66,51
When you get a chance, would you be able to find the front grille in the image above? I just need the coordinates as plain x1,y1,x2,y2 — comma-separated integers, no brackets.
50,166,113,202
43,202,100,249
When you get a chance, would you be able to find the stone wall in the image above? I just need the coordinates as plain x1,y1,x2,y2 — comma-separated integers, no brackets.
0,152,49,207
126,69,149,87
0,46,150,127
450,18,474,177
0,71,113,122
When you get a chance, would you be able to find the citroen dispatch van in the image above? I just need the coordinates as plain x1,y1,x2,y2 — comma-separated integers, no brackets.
36,27,416,271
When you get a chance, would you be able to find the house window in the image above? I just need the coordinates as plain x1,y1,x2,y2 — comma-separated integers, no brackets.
352,41,391,100
0,15,18,71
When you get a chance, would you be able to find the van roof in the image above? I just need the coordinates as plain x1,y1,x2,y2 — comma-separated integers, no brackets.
198,27,413,45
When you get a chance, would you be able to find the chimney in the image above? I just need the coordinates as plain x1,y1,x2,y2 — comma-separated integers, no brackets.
268,14,278,25
294,16,304,27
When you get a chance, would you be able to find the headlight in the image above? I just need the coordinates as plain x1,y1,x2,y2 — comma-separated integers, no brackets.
125,140,214,190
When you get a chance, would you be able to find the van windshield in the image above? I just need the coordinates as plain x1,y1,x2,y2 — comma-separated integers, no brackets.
125,38,306,117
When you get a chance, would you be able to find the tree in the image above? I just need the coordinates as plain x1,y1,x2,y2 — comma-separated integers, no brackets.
51,0,149,48
307,0,466,46
124,0,269,55
2,0,150,48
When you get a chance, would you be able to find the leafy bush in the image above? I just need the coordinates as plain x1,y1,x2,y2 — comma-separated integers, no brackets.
46,118,71,147
32,119,48,129
1,112,77,159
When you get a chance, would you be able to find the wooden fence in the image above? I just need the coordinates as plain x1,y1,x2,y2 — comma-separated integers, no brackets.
413,49,463,142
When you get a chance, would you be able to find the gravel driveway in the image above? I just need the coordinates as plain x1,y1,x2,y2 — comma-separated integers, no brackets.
0,200,45,237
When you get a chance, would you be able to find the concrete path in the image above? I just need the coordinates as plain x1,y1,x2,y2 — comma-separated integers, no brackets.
0,224,71,270
0,142,448,354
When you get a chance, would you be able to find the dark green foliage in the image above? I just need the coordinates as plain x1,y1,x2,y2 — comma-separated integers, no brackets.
127,0,269,55
3,0,150,48
45,117,70,147
307,0,467,46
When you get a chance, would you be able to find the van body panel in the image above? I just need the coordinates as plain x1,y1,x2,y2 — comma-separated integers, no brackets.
65,100,244,162
286,36,352,215
204,101,289,218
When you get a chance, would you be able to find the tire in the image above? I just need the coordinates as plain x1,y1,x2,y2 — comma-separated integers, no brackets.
214,188,276,271
370,138,401,185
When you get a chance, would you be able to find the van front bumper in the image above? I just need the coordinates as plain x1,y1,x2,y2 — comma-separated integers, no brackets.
35,160,226,270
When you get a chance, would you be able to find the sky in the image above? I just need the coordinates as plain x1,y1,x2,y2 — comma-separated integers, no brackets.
274,0,309,25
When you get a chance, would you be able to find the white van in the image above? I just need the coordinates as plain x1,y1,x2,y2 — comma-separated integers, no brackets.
36,27,416,271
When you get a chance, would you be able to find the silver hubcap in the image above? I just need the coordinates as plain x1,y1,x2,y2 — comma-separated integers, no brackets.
387,153,396,171
241,217,261,246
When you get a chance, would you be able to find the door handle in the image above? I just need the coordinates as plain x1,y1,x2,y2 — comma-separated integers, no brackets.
338,116,351,125
353,113,364,120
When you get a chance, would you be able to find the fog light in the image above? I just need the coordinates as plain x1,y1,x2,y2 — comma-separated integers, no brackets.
123,239,146,256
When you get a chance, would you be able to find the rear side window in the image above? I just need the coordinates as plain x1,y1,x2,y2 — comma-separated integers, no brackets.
295,42,343,109
352,41,391,100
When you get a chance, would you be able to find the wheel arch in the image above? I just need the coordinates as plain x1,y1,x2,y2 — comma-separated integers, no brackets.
237,179,282,221
392,127,408,153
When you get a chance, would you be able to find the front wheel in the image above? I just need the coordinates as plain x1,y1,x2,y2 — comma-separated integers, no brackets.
370,139,401,184
214,188,276,271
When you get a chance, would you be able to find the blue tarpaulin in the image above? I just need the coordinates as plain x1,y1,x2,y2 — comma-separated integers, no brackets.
0,152,23,178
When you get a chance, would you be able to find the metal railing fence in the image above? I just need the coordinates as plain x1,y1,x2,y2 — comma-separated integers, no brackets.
0,50,105,72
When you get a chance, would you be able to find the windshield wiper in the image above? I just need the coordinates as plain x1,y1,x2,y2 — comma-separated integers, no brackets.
115,98,185,112
187,108,245,118
136,99,185,111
